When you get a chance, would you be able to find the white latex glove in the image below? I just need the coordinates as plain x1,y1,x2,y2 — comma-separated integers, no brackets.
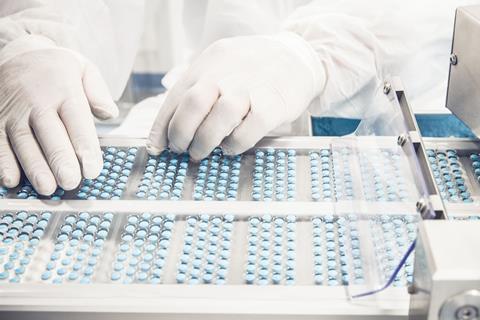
147,32,325,160
0,36,118,195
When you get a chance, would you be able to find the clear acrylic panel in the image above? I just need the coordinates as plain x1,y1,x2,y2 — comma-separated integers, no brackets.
339,80,435,299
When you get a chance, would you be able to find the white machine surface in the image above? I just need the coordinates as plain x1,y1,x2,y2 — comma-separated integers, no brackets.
410,221,480,320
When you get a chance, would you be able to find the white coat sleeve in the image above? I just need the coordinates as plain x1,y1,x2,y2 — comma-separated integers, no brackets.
282,0,474,118
0,0,145,100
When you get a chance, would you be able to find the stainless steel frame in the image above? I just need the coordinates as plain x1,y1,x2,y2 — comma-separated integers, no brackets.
447,6,480,137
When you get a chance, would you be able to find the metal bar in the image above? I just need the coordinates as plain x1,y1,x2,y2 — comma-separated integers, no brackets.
391,79,447,220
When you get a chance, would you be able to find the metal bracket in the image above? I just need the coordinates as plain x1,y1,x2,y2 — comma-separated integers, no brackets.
447,6,480,138
391,78,448,220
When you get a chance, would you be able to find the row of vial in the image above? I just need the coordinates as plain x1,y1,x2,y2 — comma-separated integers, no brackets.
1,211,417,287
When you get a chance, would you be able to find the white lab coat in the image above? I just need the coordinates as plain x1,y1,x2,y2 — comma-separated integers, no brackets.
0,0,144,101
0,0,478,125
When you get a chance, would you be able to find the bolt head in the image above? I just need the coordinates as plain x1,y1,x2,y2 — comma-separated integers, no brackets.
397,134,407,146
408,284,417,295
383,82,392,95
416,199,427,213
440,290,480,320
450,54,458,65
455,305,478,320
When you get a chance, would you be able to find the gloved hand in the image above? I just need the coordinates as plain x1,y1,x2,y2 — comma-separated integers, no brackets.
147,32,325,160
0,36,118,195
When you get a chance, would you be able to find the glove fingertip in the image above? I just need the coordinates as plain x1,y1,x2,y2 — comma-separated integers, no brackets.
221,137,252,156
168,142,184,155
57,166,82,191
146,142,165,156
34,172,57,196
92,102,119,120
188,148,207,162
219,143,237,156
0,170,20,188
81,157,103,180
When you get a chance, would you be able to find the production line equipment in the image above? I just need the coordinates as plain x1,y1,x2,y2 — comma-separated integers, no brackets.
1,5,480,320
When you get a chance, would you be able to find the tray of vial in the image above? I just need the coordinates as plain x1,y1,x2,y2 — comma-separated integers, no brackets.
0,202,415,317
0,136,423,206
423,138,480,210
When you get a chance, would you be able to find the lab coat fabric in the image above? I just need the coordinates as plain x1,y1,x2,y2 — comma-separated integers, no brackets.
1,0,478,120
0,0,144,100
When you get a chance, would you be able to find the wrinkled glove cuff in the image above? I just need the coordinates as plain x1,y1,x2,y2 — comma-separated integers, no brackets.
0,34,58,68
0,34,88,73
269,32,326,100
